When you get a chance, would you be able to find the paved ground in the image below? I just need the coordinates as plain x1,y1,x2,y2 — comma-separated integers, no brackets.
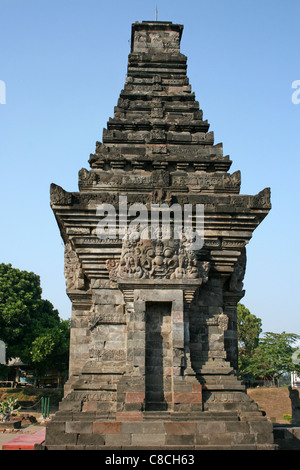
0,424,43,450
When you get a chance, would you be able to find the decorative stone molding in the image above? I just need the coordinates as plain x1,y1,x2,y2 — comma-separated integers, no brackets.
229,247,246,292
64,242,85,291
50,183,72,206
107,237,210,282
105,259,119,282
217,313,229,331
78,168,98,189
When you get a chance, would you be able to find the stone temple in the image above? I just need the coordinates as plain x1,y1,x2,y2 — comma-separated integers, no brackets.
43,21,275,449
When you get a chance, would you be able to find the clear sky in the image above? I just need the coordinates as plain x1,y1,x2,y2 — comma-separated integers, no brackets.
0,0,299,336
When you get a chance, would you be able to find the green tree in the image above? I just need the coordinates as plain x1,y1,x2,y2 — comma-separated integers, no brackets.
237,303,262,380
30,319,70,378
244,332,300,386
0,263,69,377
237,303,262,353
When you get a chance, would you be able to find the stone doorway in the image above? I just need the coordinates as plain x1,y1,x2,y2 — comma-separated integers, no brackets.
145,301,172,411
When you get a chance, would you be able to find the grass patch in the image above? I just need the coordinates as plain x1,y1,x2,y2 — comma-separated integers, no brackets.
0,387,63,406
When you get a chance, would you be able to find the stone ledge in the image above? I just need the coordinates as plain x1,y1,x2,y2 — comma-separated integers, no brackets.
40,443,278,451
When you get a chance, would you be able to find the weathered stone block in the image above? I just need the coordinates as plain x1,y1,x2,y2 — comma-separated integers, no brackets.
59,401,82,412
77,434,105,445
208,433,235,446
225,421,249,433
124,402,144,412
165,434,195,446
142,422,165,434
93,422,121,434
65,421,93,434
45,431,78,445
172,311,183,322
82,401,98,412
105,434,131,446
249,420,273,435
174,392,202,404
234,433,256,445
164,422,197,435
195,434,210,445
75,412,97,421
131,433,166,446
116,412,143,421
125,392,145,403
197,422,226,434
121,422,144,434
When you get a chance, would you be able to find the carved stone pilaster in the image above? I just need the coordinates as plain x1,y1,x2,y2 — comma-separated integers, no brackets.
64,242,86,292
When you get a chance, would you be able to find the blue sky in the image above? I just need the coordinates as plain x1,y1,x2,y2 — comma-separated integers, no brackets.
0,0,299,336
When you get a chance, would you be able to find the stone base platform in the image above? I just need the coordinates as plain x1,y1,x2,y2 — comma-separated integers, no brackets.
273,425,300,450
37,410,277,450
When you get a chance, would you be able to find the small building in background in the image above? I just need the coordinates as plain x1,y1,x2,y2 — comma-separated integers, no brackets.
291,372,300,388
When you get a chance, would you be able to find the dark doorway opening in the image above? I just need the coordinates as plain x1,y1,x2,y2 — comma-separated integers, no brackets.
145,301,172,411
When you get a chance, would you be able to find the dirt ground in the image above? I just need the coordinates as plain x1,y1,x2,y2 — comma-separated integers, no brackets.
247,386,292,423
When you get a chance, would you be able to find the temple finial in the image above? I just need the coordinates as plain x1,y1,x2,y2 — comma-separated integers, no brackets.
155,6,158,21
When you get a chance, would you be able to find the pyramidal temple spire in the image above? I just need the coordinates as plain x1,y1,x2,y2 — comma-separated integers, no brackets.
90,21,221,173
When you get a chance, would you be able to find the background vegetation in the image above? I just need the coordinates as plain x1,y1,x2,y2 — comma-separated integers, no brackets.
237,303,300,386
0,263,70,382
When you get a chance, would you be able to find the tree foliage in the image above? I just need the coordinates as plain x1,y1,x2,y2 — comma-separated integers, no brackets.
237,303,262,354
237,302,300,385
30,320,70,376
237,303,262,379
244,332,300,385
0,263,69,376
